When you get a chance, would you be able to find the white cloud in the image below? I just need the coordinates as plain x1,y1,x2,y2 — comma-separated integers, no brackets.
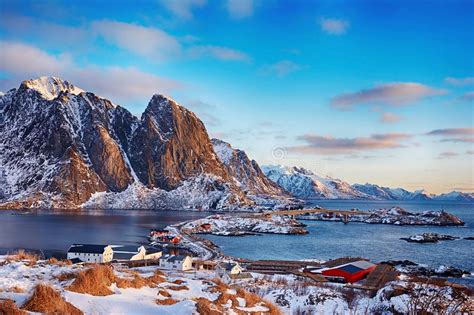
91,20,181,61
331,82,447,110
159,0,207,20
226,0,254,19
0,41,72,76
0,41,181,103
187,45,250,62
445,77,474,86
319,17,350,35
259,60,301,77
380,112,402,123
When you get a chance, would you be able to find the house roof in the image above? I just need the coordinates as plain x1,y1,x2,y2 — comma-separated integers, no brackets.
163,255,188,263
113,252,136,260
145,247,162,254
111,245,142,254
326,260,376,274
218,262,239,271
68,244,109,254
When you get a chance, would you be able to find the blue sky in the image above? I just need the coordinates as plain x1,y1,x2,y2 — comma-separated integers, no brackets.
0,0,473,193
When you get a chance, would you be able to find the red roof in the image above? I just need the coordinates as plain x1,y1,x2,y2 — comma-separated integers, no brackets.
322,260,376,283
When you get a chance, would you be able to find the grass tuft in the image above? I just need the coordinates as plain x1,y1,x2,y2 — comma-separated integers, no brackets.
66,264,115,296
0,299,27,315
22,283,83,315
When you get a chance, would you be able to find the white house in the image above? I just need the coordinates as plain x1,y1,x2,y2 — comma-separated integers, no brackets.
159,255,193,271
144,247,163,260
111,245,146,261
216,262,244,277
67,244,113,263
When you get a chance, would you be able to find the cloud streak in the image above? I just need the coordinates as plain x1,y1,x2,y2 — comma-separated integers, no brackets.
319,18,349,35
92,20,181,61
426,128,474,136
437,151,459,159
159,0,206,20
187,45,250,62
331,82,447,110
380,112,402,123
226,0,254,19
445,77,474,86
259,60,301,77
0,41,181,103
288,133,412,155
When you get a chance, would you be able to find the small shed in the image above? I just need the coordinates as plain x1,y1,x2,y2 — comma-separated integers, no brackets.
216,262,244,277
322,260,376,283
160,255,193,271
144,247,163,260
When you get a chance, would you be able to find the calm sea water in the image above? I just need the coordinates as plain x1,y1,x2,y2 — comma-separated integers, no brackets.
204,200,474,271
0,201,472,272
0,210,210,257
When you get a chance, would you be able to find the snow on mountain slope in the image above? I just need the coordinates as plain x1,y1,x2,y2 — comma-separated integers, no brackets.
0,76,285,210
211,139,286,196
262,165,370,199
433,191,474,201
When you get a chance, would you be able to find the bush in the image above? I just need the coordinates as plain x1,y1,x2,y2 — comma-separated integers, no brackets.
67,265,115,296
22,283,83,315
0,299,27,315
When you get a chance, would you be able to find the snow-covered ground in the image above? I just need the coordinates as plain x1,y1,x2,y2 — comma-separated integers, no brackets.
181,214,308,236
298,206,465,226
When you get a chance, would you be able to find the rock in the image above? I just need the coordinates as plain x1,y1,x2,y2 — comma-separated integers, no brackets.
0,77,292,210
464,236,474,240
381,260,418,267
400,233,459,243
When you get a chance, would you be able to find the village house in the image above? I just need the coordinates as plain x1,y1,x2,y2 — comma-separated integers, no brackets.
111,245,146,261
67,244,113,263
159,255,193,271
144,247,163,260
321,260,377,283
216,262,244,277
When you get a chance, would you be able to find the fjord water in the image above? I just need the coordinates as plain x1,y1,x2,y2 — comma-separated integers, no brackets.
0,210,210,257
205,200,474,271
0,201,472,272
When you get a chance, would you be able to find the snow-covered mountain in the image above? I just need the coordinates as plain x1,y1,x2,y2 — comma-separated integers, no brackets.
263,165,473,201
211,139,285,196
432,191,474,202
261,165,370,199
0,77,287,210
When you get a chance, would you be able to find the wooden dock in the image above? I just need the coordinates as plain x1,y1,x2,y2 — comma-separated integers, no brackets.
347,263,399,294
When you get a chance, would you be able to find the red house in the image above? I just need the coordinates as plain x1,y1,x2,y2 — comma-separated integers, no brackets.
322,260,376,283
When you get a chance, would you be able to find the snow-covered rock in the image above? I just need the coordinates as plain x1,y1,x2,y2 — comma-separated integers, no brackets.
298,207,465,226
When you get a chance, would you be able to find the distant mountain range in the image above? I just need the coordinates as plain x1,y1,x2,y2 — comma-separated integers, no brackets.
0,77,471,210
262,165,474,202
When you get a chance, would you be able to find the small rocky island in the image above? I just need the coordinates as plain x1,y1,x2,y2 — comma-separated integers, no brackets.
181,214,308,236
297,207,464,226
400,233,459,243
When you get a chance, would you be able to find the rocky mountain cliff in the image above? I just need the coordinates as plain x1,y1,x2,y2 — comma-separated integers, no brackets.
0,77,285,210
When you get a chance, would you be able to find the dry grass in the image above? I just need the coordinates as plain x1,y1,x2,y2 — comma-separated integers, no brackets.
236,288,261,307
7,286,25,293
158,289,171,297
67,265,115,296
47,257,72,266
22,283,83,315
194,297,222,315
7,250,39,266
172,279,185,285
155,298,178,305
167,285,189,291
55,272,77,282
262,298,284,315
116,269,165,289
0,299,27,315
